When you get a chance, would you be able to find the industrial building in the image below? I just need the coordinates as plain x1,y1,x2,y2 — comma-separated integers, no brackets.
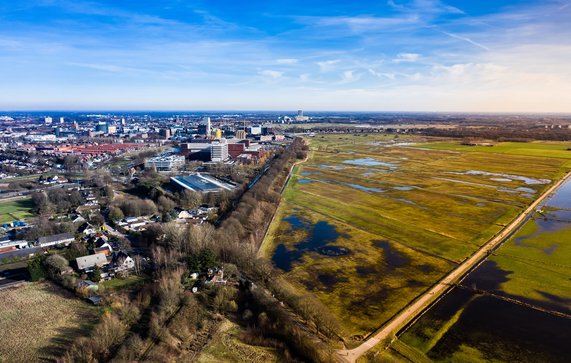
171,174,235,193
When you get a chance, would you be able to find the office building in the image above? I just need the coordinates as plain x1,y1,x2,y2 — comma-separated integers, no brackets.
248,126,262,135
198,117,212,137
159,128,171,139
211,138,228,162
144,155,185,171
95,122,108,133
295,110,309,122
235,130,247,139
44,116,53,124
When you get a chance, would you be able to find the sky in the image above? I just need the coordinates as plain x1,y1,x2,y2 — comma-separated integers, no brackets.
0,0,570,112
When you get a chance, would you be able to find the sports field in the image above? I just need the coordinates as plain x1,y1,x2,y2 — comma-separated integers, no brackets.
262,134,571,339
0,197,35,224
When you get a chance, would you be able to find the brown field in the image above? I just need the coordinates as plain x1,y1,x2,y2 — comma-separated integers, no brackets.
0,282,99,362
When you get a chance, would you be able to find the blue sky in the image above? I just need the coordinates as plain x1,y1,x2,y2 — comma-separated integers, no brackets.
1,0,570,111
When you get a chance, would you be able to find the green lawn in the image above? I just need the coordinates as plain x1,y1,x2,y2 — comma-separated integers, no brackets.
0,198,35,224
101,275,146,291
416,141,571,160
262,134,571,339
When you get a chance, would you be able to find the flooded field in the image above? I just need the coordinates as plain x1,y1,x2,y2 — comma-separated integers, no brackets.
261,134,571,338
396,177,571,363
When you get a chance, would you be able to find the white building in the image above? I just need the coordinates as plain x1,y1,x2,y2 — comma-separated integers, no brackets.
44,116,53,124
248,126,262,135
37,232,74,248
197,117,212,137
144,155,185,171
59,117,65,124
294,110,309,122
76,253,109,271
211,138,228,162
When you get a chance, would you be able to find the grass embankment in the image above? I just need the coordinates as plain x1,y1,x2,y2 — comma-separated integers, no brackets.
261,135,571,340
198,319,280,363
0,282,99,362
0,197,35,224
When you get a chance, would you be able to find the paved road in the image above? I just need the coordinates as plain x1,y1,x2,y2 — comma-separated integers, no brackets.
337,171,571,362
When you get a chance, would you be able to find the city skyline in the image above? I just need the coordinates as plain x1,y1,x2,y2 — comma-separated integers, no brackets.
1,0,570,112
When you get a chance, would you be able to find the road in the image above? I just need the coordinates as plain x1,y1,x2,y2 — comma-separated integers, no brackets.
337,171,571,362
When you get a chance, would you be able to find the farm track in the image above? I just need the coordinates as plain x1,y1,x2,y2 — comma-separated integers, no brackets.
337,171,571,362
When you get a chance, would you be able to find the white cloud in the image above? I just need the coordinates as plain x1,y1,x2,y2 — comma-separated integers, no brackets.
393,52,420,63
317,59,340,72
300,73,311,81
306,15,419,33
258,69,283,78
434,28,490,51
368,69,396,80
276,58,299,64
341,70,360,83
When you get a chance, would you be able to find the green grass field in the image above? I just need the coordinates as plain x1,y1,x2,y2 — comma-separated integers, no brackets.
489,214,571,310
262,135,571,339
0,197,35,224
417,141,571,161
101,275,146,291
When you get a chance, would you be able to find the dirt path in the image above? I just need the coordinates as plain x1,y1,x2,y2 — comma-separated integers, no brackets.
337,171,571,363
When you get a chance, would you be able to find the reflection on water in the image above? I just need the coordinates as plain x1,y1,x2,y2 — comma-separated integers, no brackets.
547,178,571,209
343,157,398,168
402,261,571,362
272,215,350,272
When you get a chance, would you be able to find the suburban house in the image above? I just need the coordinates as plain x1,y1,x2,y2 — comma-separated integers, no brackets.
37,232,75,248
76,253,109,272
93,236,113,256
111,251,135,273
78,222,97,236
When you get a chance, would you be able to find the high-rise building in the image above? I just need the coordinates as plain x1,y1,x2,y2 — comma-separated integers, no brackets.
211,138,228,162
235,130,247,139
215,128,222,139
95,122,108,133
198,117,212,137
44,116,53,124
294,109,309,122
159,128,171,139
59,117,65,124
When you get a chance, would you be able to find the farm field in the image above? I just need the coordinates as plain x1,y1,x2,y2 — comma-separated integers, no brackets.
0,282,99,362
0,197,35,224
262,134,571,339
